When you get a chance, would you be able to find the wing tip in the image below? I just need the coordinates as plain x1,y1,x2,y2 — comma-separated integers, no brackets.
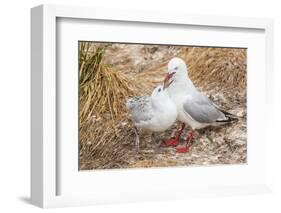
226,116,239,123
216,114,239,123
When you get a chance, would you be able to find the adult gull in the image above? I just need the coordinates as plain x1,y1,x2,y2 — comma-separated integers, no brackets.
163,57,238,153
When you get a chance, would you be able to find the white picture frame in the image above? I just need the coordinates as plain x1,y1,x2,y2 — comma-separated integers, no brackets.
31,4,274,208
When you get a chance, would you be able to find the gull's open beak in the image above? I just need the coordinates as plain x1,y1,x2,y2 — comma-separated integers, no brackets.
163,72,176,89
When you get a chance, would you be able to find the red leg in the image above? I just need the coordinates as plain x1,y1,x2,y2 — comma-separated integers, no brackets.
165,123,186,147
177,130,194,153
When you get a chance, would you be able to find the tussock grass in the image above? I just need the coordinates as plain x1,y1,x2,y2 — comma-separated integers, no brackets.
79,42,137,124
79,42,139,168
181,47,247,90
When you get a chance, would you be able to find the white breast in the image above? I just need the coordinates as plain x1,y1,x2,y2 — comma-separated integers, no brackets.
147,98,177,132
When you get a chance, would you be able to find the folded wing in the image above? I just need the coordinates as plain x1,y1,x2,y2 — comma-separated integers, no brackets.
127,97,154,123
183,93,228,124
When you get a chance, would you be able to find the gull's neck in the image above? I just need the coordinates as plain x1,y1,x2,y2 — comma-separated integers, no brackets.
168,73,197,96
151,92,170,111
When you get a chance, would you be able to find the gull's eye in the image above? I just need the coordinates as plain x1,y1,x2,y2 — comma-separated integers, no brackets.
174,66,178,70
158,88,161,92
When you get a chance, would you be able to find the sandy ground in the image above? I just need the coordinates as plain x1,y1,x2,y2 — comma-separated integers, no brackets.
79,43,247,170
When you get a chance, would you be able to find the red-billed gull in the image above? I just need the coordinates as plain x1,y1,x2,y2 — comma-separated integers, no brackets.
127,85,177,152
163,57,238,153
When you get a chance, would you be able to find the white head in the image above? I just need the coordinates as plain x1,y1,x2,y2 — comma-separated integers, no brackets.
164,57,189,88
150,84,176,116
151,85,167,99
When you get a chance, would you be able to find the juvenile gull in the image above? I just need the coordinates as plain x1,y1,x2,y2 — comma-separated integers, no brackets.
127,85,177,152
164,57,238,153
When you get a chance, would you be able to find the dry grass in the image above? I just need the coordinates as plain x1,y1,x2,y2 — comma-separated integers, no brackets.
80,116,136,169
181,47,247,90
79,42,141,168
79,42,137,123
79,42,247,170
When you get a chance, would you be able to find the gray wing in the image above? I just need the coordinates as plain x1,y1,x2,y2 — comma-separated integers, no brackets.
127,96,154,123
183,93,226,123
